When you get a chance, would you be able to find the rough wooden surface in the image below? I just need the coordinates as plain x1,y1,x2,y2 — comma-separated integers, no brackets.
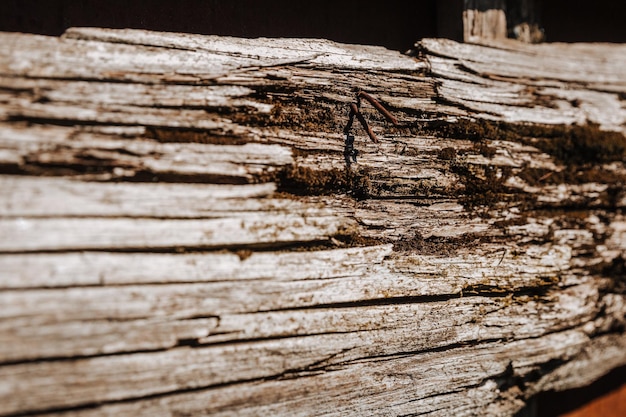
1,28,626,416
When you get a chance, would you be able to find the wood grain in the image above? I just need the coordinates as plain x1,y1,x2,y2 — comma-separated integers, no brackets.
1,28,625,416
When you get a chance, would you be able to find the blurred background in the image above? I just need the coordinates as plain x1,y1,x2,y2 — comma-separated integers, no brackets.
1,0,626,52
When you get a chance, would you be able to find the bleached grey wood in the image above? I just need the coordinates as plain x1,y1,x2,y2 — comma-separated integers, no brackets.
0,243,574,363
0,214,352,252
0,28,625,417
0,176,336,219
62,27,426,72
0,244,391,289
0,287,602,415
0,124,293,182
30,331,626,417
422,38,626,132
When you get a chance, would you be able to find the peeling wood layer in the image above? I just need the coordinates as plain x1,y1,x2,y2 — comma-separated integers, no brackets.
1,28,626,416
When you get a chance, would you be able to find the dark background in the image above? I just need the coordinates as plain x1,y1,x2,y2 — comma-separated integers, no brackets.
1,0,625,52
0,0,439,51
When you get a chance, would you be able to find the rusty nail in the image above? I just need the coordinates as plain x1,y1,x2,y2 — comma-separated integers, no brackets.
358,91,398,125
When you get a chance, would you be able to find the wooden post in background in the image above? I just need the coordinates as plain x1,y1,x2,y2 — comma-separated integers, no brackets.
463,0,508,42
462,0,543,43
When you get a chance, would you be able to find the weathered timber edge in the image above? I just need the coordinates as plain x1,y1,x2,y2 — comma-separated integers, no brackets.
1,28,626,416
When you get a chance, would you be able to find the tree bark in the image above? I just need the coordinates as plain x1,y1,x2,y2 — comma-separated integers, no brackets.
1,28,626,416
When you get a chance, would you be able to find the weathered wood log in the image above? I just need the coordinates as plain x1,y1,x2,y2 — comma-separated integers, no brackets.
1,28,626,416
